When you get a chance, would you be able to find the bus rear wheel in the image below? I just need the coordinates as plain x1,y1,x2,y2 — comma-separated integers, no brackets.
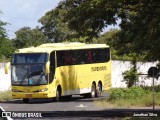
23,98,29,103
90,83,96,98
96,83,102,97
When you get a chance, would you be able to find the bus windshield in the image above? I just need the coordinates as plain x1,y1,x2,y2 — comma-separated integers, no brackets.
11,53,49,86
12,53,48,64
11,64,48,86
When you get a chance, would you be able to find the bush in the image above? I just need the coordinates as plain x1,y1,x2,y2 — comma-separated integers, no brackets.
108,88,126,100
0,90,12,101
108,87,147,100
123,67,139,88
142,85,160,93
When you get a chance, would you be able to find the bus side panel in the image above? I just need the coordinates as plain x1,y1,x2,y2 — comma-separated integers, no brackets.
54,62,111,96
55,66,79,96
103,61,112,91
77,62,111,93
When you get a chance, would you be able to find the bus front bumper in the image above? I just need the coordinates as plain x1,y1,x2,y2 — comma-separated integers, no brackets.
12,91,55,99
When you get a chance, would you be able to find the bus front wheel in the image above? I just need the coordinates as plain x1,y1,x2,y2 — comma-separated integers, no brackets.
55,88,61,102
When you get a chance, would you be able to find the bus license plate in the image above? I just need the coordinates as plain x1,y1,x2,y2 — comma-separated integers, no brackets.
26,94,32,98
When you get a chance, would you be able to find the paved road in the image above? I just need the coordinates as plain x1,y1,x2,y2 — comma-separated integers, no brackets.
0,93,113,119
0,94,107,111
1,93,160,120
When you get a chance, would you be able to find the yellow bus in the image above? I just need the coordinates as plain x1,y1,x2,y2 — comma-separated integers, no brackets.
5,42,111,103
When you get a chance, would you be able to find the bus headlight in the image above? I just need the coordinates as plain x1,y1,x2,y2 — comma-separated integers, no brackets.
12,89,22,92
35,88,48,92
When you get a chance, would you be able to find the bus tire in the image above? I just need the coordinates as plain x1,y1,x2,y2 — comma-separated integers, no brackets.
90,83,96,98
55,87,61,102
96,83,102,97
23,98,29,103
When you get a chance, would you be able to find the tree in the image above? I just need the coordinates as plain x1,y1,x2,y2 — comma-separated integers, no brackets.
123,65,139,88
57,0,121,41
12,27,49,49
55,0,160,61
0,12,15,61
39,5,79,43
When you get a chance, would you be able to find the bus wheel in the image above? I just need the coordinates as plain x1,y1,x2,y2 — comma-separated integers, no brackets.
90,83,96,98
96,83,102,97
23,98,29,103
55,88,61,102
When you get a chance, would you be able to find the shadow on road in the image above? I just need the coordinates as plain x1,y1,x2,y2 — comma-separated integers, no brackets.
2,109,159,120
40,109,160,117
1,91,109,104
0,94,107,104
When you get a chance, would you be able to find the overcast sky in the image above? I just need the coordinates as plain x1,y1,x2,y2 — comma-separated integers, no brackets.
0,0,61,39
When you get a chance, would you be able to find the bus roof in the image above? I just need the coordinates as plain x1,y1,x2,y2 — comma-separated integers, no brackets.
17,42,109,53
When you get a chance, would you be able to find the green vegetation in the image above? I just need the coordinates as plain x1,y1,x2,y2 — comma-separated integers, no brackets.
108,87,146,100
0,12,15,62
12,27,49,49
123,66,139,88
0,90,12,102
1,1,160,62
96,86,160,108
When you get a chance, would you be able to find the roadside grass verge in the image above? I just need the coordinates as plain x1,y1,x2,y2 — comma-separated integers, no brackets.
95,86,160,108
0,90,12,102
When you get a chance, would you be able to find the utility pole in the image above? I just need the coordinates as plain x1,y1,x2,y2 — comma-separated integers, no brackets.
152,73,155,112
148,66,158,113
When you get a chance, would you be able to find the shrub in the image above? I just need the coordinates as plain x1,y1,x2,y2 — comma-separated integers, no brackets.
108,87,147,100
142,85,160,93
0,90,12,101
123,67,139,88
108,88,126,100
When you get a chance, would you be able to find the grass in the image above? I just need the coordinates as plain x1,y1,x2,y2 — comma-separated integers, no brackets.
0,90,12,102
95,87,160,108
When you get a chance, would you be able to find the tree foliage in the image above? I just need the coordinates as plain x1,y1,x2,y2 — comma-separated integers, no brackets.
55,0,160,61
57,0,121,41
12,27,49,49
95,29,146,61
0,12,15,61
39,5,80,42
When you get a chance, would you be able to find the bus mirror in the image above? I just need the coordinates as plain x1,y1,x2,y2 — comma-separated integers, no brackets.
5,62,11,74
45,61,50,74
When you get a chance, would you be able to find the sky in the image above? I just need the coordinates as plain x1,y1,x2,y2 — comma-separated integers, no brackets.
0,0,61,39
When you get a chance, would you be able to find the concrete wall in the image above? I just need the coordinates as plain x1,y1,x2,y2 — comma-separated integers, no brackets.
0,63,11,91
112,60,160,88
0,61,160,91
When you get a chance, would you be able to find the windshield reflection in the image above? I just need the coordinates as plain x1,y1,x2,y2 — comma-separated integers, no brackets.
12,64,48,85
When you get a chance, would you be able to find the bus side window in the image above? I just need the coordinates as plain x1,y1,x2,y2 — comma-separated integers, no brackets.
57,50,75,66
105,48,110,62
64,51,73,65
88,50,92,63
57,51,65,66
49,51,55,83
92,48,110,63
92,49,100,63
98,48,111,62
99,49,106,62
76,50,88,64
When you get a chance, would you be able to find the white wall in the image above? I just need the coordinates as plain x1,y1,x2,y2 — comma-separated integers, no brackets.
112,60,160,88
0,61,159,91
0,63,11,91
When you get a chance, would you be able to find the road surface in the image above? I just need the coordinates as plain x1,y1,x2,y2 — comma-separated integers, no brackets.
0,93,160,120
